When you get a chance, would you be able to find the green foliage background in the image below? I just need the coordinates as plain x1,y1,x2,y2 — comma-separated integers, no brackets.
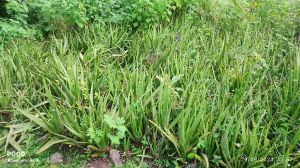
0,0,196,41
1,0,298,41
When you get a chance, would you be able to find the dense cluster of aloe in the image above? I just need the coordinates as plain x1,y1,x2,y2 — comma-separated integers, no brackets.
1,0,299,167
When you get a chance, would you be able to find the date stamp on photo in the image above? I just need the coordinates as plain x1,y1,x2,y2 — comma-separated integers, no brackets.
240,154,291,163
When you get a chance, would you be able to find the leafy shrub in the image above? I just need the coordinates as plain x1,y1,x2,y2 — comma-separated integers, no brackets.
0,0,196,41
0,0,34,42
0,19,34,38
27,0,88,30
87,114,126,148
83,0,197,26
1,0,298,42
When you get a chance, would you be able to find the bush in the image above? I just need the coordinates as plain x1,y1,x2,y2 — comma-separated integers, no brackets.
2,0,298,42
0,0,196,42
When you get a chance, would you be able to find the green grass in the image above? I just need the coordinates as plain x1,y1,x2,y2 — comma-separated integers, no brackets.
1,1,300,167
